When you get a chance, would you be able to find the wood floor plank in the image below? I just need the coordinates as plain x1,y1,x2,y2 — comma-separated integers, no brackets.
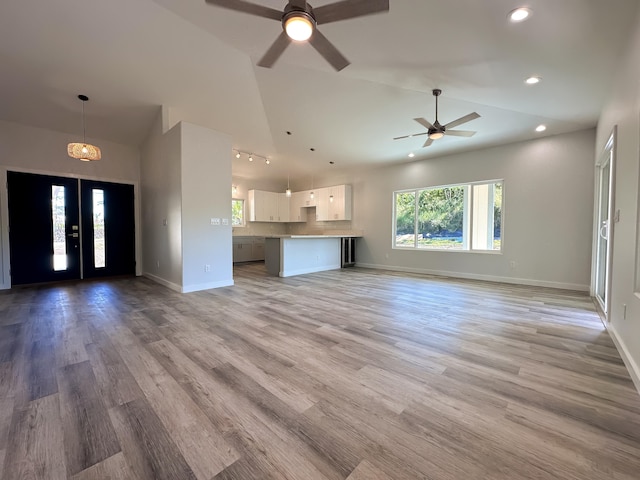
107,331,238,479
57,360,121,476
109,398,197,480
2,394,67,480
346,459,394,480
71,452,140,480
1,265,640,479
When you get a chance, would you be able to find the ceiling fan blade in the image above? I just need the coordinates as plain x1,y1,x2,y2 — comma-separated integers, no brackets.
314,0,389,25
257,32,291,68
444,112,480,130
422,138,434,148
393,132,427,140
445,130,476,137
308,29,349,71
413,117,434,130
204,0,283,20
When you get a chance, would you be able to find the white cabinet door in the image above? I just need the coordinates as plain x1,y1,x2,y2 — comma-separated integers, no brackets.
278,193,290,222
315,187,330,221
233,242,253,262
290,191,305,222
249,190,279,222
302,189,316,207
328,184,352,220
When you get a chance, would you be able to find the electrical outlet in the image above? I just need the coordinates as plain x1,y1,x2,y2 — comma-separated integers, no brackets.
205,264,211,272
162,218,167,226
509,260,517,269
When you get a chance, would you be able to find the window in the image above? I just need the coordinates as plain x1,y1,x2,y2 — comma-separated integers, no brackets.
232,199,245,226
394,180,502,251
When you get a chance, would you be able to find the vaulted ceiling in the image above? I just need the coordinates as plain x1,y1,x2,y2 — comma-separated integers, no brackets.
0,0,637,181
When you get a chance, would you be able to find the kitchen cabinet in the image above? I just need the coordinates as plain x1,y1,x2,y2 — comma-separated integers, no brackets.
315,187,329,221
248,185,351,222
302,189,317,207
248,190,289,222
289,191,306,222
233,236,265,263
316,185,352,221
277,193,290,222
329,184,352,220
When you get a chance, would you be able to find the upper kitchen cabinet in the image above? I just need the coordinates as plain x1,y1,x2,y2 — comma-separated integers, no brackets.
278,193,290,222
249,185,351,222
317,185,352,221
290,191,306,222
248,190,290,222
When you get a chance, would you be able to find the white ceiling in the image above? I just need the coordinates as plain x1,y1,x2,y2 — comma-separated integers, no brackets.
0,0,637,181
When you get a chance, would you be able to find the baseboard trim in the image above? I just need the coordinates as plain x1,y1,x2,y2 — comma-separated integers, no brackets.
280,265,342,277
606,323,640,396
142,273,182,293
182,279,234,293
355,263,589,292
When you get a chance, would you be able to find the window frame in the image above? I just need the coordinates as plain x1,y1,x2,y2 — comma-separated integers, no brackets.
231,198,246,227
393,179,503,253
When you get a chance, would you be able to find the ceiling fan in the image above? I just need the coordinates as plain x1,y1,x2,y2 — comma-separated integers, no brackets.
394,89,481,147
204,0,389,71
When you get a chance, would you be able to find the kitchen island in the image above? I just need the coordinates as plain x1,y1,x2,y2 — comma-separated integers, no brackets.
264,235,360,277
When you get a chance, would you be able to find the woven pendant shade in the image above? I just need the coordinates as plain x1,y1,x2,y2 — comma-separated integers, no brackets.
67,142,101,162
67,94,101,161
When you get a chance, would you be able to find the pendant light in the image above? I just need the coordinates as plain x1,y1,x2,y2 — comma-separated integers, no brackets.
286,174,291,197
67,94,101,162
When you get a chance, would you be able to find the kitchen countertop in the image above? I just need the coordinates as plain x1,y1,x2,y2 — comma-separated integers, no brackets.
265,234,362,239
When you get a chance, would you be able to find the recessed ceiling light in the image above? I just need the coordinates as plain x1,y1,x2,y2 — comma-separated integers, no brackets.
536,124,547,132
509,7,532,22
408,152,415,158
525,76,541,85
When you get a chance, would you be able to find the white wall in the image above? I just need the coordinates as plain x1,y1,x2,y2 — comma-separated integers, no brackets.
596,7,640,390
140,115,183,290
349,129,596,291
0,120,141,289
181,122,233,292
141,117,234,293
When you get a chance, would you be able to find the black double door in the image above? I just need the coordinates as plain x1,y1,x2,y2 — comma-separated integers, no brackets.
7,172,135,286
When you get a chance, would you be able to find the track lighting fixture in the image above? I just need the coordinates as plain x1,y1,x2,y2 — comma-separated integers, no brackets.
233,150,271,165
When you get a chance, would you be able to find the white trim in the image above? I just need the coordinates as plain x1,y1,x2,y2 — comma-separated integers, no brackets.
607,323,640,396
355,263,589,292
280,264,341,277
143,273,234,293
182,279,234,293
143,273,183,293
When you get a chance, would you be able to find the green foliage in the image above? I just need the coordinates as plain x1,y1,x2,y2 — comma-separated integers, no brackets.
417,186,464,235
395,192,415,235
231,199,244,226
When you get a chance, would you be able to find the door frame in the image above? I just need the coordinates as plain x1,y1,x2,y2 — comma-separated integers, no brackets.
0,166,142,289
591,126,617,320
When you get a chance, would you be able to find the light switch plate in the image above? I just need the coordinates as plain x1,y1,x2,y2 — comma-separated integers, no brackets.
211,218,221,225
222,218,229,225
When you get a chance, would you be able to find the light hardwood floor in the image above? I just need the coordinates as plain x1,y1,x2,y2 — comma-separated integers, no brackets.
1,263,640,479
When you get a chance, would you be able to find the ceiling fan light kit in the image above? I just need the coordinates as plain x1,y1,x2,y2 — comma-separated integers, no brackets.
283,11,314,41
204,0,389,71
394,89,480,148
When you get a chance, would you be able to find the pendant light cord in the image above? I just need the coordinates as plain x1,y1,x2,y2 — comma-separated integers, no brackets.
82,100,87,144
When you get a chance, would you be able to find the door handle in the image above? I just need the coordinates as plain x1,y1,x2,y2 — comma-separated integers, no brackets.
599,221,608,240
67,233,79,238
